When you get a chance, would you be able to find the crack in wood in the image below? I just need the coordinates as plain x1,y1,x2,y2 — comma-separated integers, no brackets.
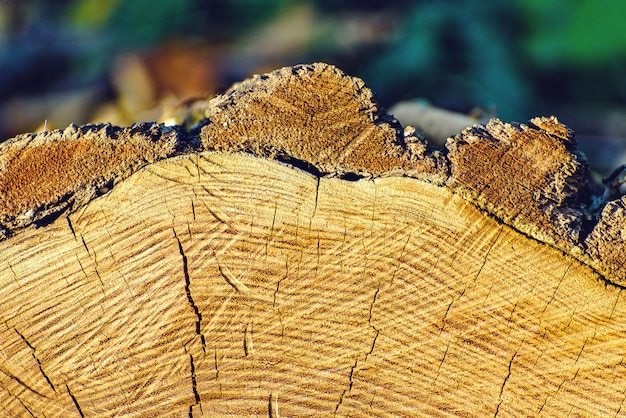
268,392,280,418
173,229,206,351
243,323,253,357
273,258,288,310
215,255,248,294
14,328,55,394
266,202,279,259
0,367,48,400
574,333,594,365
494,349,518,417
312,176,320,222
66,384,84,417
334,357,359,417
434,342,451,385
188,354,201,417
609,289,622,321
7,262,19,285
66,216,76,240
365,285,381,364
213,348,219,380
474,226,503,284
542,262,572,315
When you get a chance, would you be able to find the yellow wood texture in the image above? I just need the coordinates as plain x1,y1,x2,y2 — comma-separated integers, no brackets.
1,152,623,416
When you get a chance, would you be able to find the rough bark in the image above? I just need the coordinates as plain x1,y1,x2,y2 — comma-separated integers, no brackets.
446,116,591,250
0,123,184,237
200,63,447,181
1,63,626,416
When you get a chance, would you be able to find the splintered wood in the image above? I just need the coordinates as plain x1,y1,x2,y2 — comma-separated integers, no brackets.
2,62,626,416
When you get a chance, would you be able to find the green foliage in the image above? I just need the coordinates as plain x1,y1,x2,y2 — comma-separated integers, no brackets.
70,0,200,49
5,0,626,128
357,1,529,119
69,0,122,29
522,0,626,67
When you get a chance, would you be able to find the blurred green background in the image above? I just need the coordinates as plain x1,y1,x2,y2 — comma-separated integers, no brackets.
1,0,626,172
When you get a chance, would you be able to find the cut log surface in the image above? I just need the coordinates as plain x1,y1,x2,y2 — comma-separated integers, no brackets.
1,63,626,416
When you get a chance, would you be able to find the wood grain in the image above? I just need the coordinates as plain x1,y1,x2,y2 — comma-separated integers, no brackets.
2,152,625,416
2,62,626,415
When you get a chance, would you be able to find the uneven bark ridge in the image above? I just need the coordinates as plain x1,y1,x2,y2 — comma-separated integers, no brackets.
1,63,624,282
201,63,446,180
446,117,626,284
0,123,182,237
2,63,626,416
585,198,626,283
446,117,591,249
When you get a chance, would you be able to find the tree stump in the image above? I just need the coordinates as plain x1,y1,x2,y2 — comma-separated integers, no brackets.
1,63,626,416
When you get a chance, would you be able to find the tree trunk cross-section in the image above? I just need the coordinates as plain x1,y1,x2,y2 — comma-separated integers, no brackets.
1,63,626,416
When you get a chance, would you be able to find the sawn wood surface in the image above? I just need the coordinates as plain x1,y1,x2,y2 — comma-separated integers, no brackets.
1,63,626,416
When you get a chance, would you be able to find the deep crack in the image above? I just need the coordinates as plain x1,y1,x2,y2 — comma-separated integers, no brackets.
494,349,518,417
312,176,320,220
14,328,55,393
216,258,241,293
66,384,84,417
188,354,201,417
174,230,206,350
335,358,359,416
0,368,48,399
66,216,77,239
268,393,273,418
